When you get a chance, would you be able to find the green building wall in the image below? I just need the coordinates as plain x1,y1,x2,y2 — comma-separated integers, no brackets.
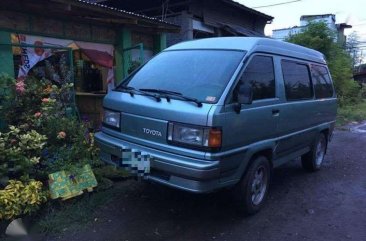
0,31,15,78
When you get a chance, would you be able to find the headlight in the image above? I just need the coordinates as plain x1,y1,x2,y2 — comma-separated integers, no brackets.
103,110,120,128
168,123,221,149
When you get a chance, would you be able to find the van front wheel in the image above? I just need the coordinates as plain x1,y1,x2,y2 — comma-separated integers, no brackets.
234,156,271,215
301,133,327,172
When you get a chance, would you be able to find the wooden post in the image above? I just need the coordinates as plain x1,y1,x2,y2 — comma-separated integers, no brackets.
122,29,132,78
114,28,131,84
154,33,167,54
115,31,123,84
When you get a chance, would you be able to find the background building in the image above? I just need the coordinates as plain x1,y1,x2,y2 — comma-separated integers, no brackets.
272,14,351,45
354,64,366,85
90,0,274,46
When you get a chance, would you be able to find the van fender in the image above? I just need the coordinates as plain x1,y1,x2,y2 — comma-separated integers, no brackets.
232,140,276,181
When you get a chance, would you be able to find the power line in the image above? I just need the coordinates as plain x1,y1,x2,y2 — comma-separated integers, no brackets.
253,0,302,9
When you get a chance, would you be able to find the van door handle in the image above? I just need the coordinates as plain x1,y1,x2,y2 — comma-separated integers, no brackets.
272,109,280,116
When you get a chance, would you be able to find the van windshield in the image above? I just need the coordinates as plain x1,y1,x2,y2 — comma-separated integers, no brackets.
120,50,245,104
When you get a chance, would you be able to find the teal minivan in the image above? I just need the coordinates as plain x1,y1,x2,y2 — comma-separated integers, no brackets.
95,37,337,214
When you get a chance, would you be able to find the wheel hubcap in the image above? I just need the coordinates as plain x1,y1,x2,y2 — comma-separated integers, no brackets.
251,166,268,205
315,136,326,166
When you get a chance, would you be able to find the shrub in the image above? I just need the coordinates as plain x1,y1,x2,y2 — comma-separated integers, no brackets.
0,126,47,182
0,180,48,220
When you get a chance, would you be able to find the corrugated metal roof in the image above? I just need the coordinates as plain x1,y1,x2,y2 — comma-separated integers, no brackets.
75,0,179,27
221,23,265,37
84,0,273,23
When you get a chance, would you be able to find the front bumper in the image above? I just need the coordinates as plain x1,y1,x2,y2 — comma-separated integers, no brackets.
95,132,221,193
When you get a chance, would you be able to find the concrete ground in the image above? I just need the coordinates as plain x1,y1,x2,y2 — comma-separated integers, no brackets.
18,129,366,241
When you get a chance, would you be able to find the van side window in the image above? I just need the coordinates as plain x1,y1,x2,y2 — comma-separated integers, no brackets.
311,65,334,98
239,55,275,100
282,60,313,100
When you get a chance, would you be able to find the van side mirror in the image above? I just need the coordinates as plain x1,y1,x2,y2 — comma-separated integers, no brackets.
234,84,253,114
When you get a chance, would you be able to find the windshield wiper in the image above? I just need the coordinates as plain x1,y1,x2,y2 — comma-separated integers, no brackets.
139,88,203,107
114,86,161,102
139,88,182,96
115,86,134,96
139,88,181,102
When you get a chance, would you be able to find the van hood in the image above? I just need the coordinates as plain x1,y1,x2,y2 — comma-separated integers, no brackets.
102,91,212,153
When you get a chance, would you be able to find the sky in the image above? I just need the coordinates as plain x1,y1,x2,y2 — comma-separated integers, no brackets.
238,0,366,41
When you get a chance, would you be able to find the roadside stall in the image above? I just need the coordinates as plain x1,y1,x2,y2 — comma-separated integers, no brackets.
11,34,116,127
0,0,180,129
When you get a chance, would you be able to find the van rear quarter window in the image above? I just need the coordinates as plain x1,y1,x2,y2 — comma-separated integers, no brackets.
311,65,334,98
282,60,313,100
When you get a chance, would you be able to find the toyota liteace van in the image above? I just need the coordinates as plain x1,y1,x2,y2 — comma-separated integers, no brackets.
95,37,337,214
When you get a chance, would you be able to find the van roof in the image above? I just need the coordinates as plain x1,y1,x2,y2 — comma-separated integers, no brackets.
165,37,326,64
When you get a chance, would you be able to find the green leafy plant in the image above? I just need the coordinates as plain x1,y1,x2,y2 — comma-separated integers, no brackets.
0,73,15,88
0,180,48,220
2,76,47,127
337,100,366,126
0,74,15,130
0,126,47,181
38,116,100,174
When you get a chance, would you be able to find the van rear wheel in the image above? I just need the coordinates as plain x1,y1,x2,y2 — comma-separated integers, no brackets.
234,156,271,215
301,133,327,172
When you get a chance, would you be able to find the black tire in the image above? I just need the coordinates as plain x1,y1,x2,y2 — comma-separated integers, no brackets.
233,156,271,215
301,133,327,172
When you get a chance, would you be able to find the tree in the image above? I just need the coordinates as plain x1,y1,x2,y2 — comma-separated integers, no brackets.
345,32,364,69
286,22,335,59
285,22,360,104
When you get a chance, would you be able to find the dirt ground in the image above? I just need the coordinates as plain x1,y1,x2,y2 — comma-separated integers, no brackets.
16,129,366,241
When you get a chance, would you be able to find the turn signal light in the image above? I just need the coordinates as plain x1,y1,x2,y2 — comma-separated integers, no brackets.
208,129,222,148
